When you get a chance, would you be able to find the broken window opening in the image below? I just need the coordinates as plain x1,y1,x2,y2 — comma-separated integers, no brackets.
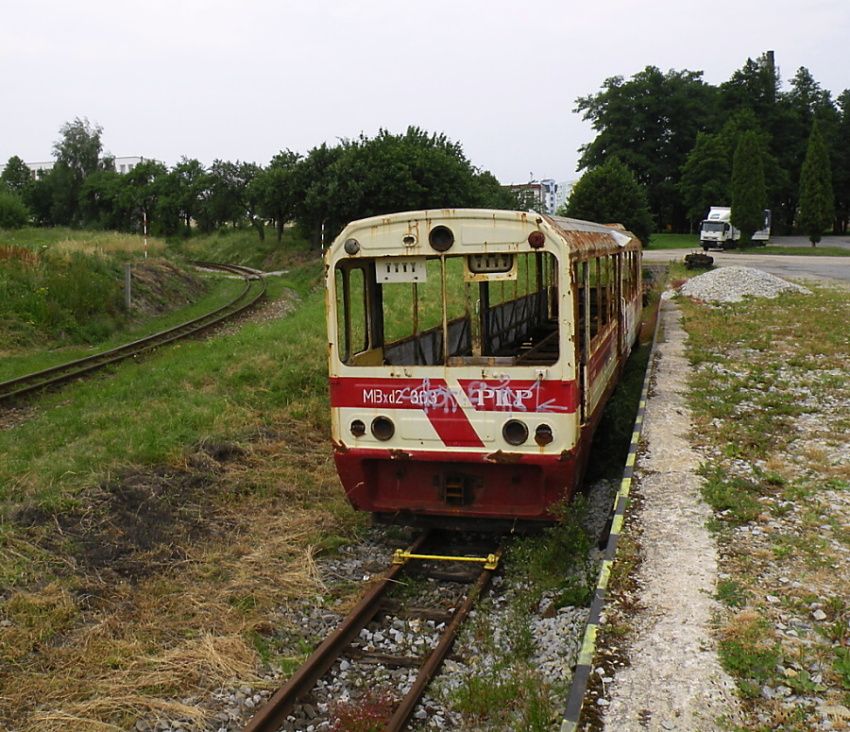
335,253,561,367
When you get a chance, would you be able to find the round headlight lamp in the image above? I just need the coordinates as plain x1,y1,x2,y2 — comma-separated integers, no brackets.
502,419,529,446
371,416,395,441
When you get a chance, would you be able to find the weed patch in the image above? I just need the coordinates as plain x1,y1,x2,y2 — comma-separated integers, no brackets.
699,466,762,525
719,612,782,697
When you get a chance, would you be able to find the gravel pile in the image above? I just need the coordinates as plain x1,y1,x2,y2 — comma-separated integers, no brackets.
678,266,811,303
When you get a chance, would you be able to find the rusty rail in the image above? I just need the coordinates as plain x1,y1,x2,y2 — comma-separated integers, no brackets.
0,261,266,406
243,533,500,732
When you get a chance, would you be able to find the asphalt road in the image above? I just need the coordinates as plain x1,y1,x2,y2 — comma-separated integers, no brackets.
643,246,850,284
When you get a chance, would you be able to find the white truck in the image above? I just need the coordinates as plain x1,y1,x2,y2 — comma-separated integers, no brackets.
700,207,771,250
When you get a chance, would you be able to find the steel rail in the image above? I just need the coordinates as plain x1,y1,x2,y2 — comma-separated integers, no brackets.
384,559,495,731
0,261,266,405
242,533,430,732
242,533,499,732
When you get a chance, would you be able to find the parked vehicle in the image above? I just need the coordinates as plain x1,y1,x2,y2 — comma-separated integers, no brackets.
700,207,771,250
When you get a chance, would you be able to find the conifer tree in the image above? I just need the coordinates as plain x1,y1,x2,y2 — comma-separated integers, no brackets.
798,118,834,245
730,131,767,245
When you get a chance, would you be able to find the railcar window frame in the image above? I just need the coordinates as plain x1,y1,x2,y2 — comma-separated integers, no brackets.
334,252,561,368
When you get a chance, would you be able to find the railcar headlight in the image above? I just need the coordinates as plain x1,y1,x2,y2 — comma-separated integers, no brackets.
527,231,545,249
371,416,395,441
502,419,528,446
535,424,554,446
350,419,366,437
428,225,454,252
344,238,360,255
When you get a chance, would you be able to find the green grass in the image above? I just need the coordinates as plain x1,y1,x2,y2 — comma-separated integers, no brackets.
717,579,749,608
0,260,325,512
169,226,314,271
648,233,850,256
0,275,245,382
0,226,166,255
718,614,783,699
648,233,700,249
679,278,850,716
744,245,850,257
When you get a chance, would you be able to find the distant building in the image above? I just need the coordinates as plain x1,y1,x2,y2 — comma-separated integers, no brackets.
19,155,148,179
111,156,147,174
505,178,566,215
554,180,576,213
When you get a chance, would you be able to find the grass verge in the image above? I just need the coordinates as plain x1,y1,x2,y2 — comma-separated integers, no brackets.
0,258,368,731
0,273,243,381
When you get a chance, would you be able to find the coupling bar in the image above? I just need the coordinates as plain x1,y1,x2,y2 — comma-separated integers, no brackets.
392,549,501,570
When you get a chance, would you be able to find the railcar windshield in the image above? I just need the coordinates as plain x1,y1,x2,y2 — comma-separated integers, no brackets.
335,252,560,367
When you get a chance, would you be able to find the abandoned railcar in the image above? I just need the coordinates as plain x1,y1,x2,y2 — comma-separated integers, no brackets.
326,209,642,526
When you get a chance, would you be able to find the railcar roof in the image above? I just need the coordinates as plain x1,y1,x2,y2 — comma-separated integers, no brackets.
543,213,640,254
329,208,641,258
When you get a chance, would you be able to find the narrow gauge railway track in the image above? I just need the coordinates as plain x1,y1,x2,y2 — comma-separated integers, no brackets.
0,261,266,406
244,532,502,732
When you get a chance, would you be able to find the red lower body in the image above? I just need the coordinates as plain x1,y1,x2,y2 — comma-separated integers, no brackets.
333,444,589,524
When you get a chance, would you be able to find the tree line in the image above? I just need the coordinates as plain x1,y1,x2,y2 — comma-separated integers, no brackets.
575,51,850,235
0,120,515,245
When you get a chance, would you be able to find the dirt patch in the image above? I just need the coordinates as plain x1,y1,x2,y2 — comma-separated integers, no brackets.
12,441,245,582
1,419,350,731
128,260,208,318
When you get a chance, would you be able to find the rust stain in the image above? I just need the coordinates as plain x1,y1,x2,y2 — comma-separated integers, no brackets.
485,450,523,464
389,449,411,460
332,439,349,454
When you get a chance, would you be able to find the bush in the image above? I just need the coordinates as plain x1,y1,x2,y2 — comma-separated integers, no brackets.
0,250,124,345
0,189,30,229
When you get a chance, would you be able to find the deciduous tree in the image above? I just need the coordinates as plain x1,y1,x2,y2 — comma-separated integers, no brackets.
575,66,718,231
118,160,170,233
1,156,33,196
254,150,301,244
171,158,208,234
563,158,653,244
0,189,30,228
53,117,103,179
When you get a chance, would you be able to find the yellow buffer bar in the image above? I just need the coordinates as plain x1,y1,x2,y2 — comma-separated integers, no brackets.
392,549,501,570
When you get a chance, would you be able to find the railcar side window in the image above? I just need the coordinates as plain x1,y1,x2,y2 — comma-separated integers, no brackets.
581,253,618,349
335,265,368,362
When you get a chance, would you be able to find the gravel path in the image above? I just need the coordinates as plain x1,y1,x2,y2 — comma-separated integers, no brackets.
601,301,741,731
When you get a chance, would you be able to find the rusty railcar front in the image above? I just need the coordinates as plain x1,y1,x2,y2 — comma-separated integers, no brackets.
326,209,641,526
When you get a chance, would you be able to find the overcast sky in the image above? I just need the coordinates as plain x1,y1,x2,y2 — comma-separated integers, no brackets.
2,0,848,184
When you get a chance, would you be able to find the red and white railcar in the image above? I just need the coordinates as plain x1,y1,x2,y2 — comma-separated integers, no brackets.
326,209,641,526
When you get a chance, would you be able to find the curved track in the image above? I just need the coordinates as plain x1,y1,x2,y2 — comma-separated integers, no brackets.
0,261,266,406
